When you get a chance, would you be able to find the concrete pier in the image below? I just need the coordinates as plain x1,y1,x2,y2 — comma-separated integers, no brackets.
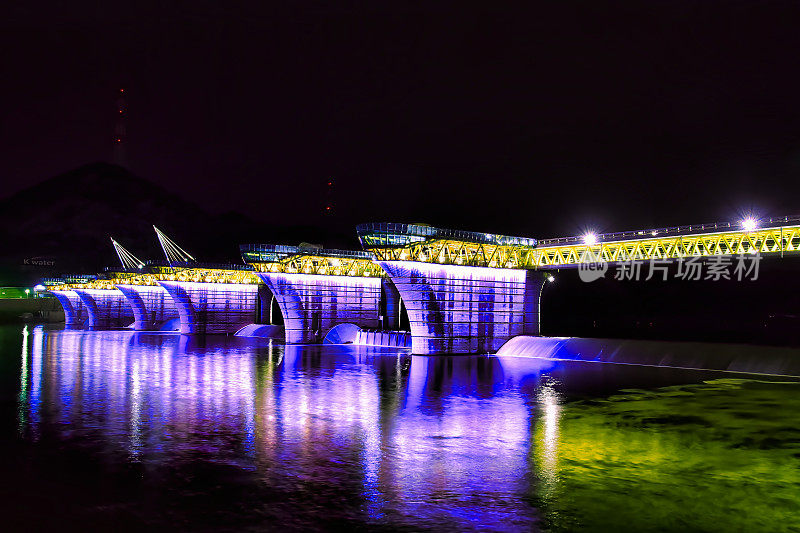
257,272,382,343
377,261,543,355
158,281,258,335
116,284,179,330
73,288,135,329
50,290,88,328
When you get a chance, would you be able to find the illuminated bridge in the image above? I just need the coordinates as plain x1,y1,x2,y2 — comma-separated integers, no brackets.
240,245,394,344
45,216,800,355
358,217,800,269
46,226,265,335
48,262,260,334
355,217,800,354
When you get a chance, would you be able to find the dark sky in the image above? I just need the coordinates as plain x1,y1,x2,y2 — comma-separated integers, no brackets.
3,1,800,240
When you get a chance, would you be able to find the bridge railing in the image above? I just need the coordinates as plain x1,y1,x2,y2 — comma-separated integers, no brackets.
537,215,800,247
104,262,255,273
240,244,383,277
356,222,538,248
144,260,255,271
239,244,373,264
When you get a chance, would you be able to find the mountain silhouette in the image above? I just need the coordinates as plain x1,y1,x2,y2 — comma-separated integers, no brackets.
0,163,353,284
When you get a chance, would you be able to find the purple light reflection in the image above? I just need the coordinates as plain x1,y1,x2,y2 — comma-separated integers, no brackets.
18,330,564,529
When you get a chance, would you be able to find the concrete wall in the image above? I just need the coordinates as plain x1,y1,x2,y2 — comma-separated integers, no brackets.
116,284,179,330
257,272,381,344
0,297,64,323
51,290,87,328
73,288,135,329
158,281,258,335
377,261,544,355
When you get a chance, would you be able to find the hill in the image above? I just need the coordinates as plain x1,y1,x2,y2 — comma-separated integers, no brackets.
0,163,351,284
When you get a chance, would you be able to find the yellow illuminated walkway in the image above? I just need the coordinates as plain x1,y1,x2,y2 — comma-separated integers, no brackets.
357,218,800,270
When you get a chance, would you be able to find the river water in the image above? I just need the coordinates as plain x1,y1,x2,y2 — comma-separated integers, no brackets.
2,324,799,531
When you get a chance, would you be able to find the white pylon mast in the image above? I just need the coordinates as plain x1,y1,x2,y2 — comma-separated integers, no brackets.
110,237,145,270
153,225,196,264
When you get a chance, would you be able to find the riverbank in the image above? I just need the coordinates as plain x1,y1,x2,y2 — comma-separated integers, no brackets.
0,298,64,323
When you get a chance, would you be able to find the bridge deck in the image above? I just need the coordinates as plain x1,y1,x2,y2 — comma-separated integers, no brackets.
241,244,385,277
358,221,800,269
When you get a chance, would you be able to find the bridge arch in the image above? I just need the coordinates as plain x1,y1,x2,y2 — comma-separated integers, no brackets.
116,284,179,331
376,261,543,355
73,288,134,329
51,290,87,328
380,278,410,331
256,272,382,344
257,283,284,325
158,281,259,335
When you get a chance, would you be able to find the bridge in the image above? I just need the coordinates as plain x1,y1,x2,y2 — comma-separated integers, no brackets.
45,216,800,355
354,217,800,353
49,263,260,334
48,228,262,335
241,245,390,343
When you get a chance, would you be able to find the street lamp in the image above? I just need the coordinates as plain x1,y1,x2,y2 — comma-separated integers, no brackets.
741,217,758,232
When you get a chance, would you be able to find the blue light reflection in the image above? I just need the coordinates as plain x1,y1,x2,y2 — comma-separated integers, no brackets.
17,328,579,529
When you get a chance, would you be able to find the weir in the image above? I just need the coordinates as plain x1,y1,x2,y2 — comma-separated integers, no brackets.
257,273,382,343
496,336,800,375
45,216,800,352
358,223,543,355
377,261,542,354
102,261,262,335
158,280,259,335
73,288,135,329
242,245,387,344
116,284,179,330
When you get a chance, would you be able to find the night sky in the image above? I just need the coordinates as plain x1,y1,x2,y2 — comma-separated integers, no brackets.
3,2,800,240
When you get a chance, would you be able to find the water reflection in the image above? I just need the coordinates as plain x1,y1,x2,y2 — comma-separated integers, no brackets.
14,326,800,530
533,380,561,502
18,327,546,529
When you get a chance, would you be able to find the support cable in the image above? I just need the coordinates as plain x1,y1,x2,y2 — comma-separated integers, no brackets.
110,237,145,270
153,225,196,265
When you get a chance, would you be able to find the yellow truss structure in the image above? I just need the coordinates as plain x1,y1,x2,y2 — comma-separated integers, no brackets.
534,225,800,267
49,267,260,291
140,266,260,284
48,279,120,291
363,225,800,269
364,238,537,269
249,254,385,277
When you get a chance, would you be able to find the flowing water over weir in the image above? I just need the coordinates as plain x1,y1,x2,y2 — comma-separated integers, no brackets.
497,335,800,376
3,324,800,531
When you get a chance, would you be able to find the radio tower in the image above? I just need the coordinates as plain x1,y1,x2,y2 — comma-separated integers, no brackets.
113,88,127,167
325,177,334,215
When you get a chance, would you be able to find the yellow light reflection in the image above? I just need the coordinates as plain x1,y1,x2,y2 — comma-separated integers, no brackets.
534,380,562,501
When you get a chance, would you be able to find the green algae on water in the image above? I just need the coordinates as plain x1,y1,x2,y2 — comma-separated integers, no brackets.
531,379,800,532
